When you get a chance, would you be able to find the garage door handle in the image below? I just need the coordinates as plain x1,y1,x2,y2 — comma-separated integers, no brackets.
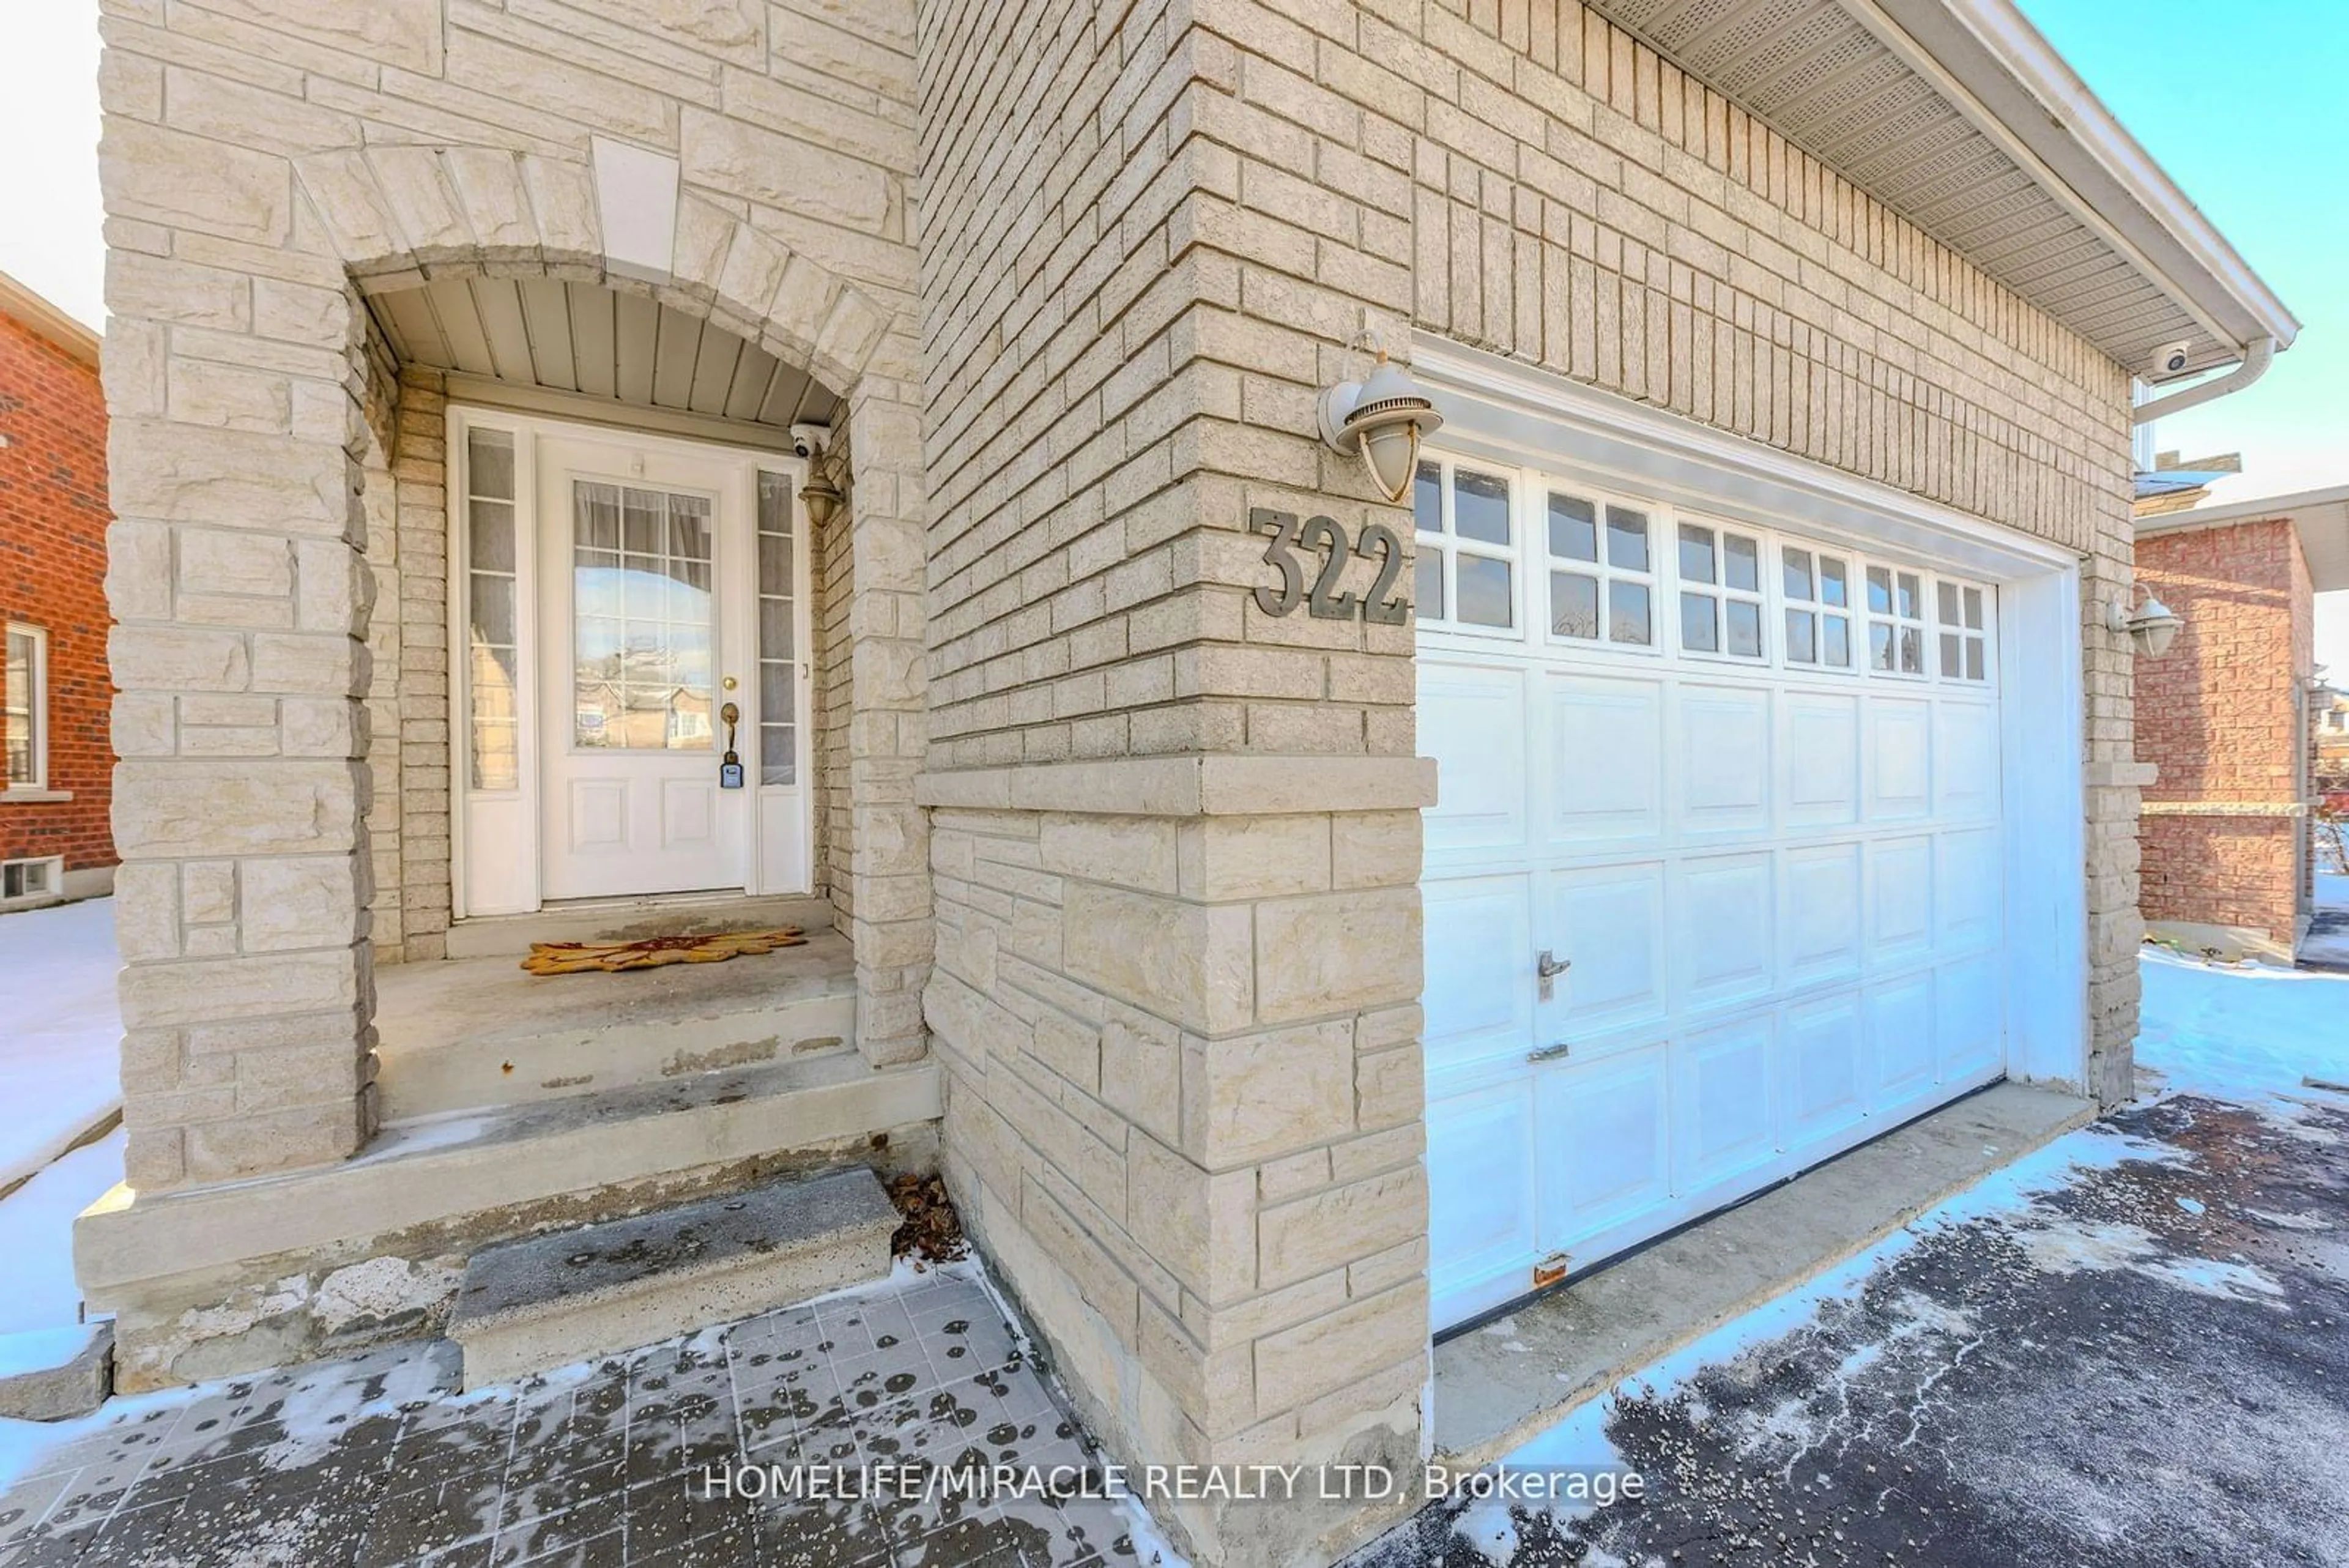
1537,951,1571,979
1527,1042,1573,1064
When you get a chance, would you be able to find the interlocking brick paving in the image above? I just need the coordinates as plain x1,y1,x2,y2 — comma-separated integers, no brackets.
0,1269,1151,1567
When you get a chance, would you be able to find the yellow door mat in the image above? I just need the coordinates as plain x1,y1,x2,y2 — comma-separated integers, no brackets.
519,927,807,975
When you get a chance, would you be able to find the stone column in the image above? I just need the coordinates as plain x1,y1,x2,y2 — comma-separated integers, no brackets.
844,377,934,1066
99,91,379,1190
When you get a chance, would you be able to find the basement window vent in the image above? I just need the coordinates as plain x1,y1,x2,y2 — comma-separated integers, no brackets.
1,856,61,904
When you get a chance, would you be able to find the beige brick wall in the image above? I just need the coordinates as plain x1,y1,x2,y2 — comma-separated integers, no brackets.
98,0,932,1194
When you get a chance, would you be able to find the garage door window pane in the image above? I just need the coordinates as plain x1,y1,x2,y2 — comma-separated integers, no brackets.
1784,548,1814,601
1607,507,1649,571
1679,524,1715,584
1786,608,1816,663
1680,592,1718,652
1457,555,1513,628
1455,470,1512,544
1549,494,1598,561
1783,546,1851,668
1936,576,1992,682
1820,557,1849,608
1610,581,1652,645
1551,572,1599,639
1726,600,1762,657
1417,552,1444,622
1870,622,1895,671
1414,463,1442,535
1725,534,1760,593
1822,613,1850,667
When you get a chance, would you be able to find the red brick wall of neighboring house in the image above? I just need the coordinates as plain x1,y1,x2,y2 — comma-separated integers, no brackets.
2133,518,2311,945
0,303,114,878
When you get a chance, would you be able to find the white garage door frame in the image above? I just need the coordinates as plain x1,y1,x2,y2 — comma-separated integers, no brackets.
1411,336,2088,1332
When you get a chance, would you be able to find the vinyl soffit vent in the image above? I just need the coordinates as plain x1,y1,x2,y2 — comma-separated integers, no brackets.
1581,0,2298,379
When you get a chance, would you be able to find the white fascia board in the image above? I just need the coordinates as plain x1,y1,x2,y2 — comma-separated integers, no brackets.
1860,0,2298,359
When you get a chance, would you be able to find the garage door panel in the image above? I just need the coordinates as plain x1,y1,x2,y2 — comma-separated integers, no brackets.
1935,827,2002,953
1937,954,2002,1082
1535,1044,1671,1247
1783,842,1863,989
1868,697,1933,822
1868,972,1937,1109
1424,875,1534,1070
1679,684,1772,836
1422,662,1529,853
1675,1016,1777,1194
1782,993,1867,1146
1545,673,1664,845
1783,692,1861,830
1935,700,2000,822
1674,852,1774,1014
1549,863,1668,1034
1428,1082,1537,1312
1868,836,1934,964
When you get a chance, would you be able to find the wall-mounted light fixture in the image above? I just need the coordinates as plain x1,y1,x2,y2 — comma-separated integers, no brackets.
1316,352,1444,505
2106,583,2183,657
790,422,843,529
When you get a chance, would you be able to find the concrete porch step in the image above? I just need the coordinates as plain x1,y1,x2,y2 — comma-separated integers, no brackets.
76,1050,941,1306
374,929,858,1120
448,1169,898,1388
442,893,834,960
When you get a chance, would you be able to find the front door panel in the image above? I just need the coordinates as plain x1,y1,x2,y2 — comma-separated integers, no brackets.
537,437,749,900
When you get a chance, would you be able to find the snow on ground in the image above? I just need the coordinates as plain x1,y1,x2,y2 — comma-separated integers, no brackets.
0,897,123,1193
0,1128,123,1340
2137,943,2349,1101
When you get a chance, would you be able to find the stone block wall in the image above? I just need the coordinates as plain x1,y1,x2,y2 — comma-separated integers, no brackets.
2134,518,2314,947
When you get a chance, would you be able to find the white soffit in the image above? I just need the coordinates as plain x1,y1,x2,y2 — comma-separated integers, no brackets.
369,277,842,429
2138,485,2349,596
1581,0,2298,377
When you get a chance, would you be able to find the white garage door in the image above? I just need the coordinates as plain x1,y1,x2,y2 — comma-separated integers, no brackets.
1415,454,2008,1331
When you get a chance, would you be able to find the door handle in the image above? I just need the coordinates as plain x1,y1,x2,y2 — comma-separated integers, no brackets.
1527,1042,1572,1064
1537,951,1571,979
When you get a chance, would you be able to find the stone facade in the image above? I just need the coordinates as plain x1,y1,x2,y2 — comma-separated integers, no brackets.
95,1,2176,1563
2135,517,2316,953
0,281,116,894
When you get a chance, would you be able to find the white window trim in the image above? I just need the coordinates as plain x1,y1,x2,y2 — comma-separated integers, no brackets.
1411,333,2084,1098
4,622,50,796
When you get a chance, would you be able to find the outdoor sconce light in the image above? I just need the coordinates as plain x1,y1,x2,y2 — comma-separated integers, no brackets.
2107,584,2183,658
790,421,842,529
1317,352,1444,505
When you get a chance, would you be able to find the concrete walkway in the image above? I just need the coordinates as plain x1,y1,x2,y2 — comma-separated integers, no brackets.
0,1268,1145,1567
1353,1087,2349,1567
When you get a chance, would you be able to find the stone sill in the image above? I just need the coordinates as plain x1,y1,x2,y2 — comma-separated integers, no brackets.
0,788,73,804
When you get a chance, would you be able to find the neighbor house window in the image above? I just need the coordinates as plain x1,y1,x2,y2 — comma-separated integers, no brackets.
5,623,44,790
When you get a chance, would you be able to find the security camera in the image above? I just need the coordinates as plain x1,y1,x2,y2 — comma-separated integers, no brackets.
788,422,831,460
2153,341,2192,377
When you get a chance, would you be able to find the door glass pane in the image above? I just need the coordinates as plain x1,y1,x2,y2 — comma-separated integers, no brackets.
1455,555,1513,627
1609,580,1652,645
573,481,715,751
1416,552,1443,621
1548,493,1598,562
1678,524,1716,584
1414,463,1442,535
1680,592,1718,652
1726,599,1762,657
1786,608,1816,663
1606,507,1649,571
1455,469,1512,544
757,473,798,671
1551,571,1599,639
1724,533,1760,593
468,426,515,500
464,429,520,790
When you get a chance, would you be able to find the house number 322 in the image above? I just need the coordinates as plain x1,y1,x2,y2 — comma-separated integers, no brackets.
1249,507,1409,624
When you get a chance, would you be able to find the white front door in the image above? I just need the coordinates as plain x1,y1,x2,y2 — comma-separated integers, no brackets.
1415,454,2010,1331
536,435,747,900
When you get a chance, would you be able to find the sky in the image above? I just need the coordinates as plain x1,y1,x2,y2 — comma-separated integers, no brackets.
0,2,2341,665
